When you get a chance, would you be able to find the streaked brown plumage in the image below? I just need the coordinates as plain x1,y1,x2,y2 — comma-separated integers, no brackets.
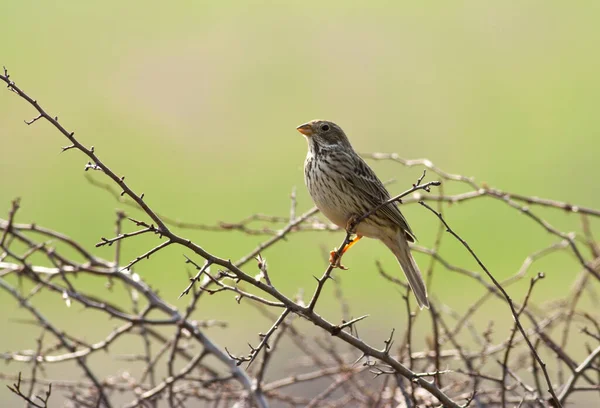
297,119,429,309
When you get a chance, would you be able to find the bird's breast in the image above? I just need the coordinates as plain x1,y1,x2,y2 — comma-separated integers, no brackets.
304,152,393,239
305,153,372,233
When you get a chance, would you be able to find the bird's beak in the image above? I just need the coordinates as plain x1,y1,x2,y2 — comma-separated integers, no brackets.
296,123,313,137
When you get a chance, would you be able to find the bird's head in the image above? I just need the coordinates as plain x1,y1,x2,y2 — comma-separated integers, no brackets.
296,120,352,153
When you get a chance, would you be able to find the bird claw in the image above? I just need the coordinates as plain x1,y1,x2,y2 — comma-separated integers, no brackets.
329,249,349,270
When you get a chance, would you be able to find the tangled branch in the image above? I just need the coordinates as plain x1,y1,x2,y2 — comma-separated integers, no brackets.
1,68,599,407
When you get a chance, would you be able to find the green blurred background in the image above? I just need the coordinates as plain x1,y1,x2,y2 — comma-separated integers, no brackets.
2,1,600,405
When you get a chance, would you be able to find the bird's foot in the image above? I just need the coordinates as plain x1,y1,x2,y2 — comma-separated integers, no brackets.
329,235,363,269
329,249,349,270
345,215,360,234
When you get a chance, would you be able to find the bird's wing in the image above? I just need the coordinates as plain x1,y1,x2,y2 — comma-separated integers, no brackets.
343,153,416,241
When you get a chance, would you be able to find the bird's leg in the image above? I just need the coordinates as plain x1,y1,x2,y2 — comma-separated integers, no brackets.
341,234,363,254
329,215,363,269
329,235,363,269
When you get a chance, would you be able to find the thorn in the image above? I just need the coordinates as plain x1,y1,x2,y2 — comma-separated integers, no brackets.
352,353,365,367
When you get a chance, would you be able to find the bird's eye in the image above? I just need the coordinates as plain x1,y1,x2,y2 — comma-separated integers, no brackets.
321,124,330,132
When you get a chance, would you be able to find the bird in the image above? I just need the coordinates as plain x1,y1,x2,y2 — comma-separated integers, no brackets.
296,119,429,309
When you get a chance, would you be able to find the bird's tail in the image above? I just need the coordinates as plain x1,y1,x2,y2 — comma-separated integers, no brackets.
383,234,430,309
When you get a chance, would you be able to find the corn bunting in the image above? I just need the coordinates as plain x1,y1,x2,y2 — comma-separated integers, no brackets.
297,120,429,309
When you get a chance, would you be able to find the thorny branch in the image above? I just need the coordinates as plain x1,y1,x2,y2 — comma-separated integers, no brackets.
1,68,599,407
